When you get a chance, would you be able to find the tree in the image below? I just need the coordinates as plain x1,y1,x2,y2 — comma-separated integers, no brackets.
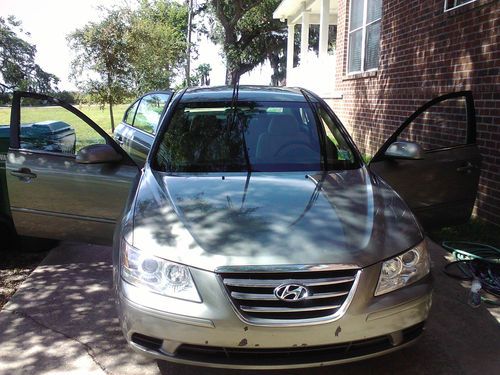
195,63,212,86
68,8,133,132
68,1,191,129
207,0,286,84
127,0,189,92
0,16,59,94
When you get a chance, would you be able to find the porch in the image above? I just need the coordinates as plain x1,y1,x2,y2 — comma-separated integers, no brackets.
273,0,342,98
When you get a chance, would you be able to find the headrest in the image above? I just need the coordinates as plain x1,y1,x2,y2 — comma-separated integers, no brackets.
268,114,299,135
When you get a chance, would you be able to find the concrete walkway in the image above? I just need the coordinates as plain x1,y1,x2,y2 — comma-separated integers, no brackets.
0,241,498,375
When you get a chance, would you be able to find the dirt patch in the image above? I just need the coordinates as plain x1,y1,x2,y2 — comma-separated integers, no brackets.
0,238,54,310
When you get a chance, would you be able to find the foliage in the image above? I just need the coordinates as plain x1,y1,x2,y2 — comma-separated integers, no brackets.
0,16,59,94
67,7,132,131
127,0,188,92
50,90,78,104
207,0,286,84
0,92,10,105
67,1,190,130
176,63,212,88
195,63,212,86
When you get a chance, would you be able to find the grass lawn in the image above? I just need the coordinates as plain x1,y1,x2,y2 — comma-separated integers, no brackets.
0,104,129,151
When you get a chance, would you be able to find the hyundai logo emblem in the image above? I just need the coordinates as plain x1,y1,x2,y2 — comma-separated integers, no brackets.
274,284,309,302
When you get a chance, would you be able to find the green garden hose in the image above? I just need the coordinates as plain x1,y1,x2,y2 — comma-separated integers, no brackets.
441,241,500,306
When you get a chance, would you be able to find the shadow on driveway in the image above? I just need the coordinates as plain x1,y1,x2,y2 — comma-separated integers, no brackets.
0,241,498,375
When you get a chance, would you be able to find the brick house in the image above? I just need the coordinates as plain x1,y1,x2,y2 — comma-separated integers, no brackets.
273,0,499,225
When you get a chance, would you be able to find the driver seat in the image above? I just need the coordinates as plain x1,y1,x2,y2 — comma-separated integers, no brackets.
255,114,308,161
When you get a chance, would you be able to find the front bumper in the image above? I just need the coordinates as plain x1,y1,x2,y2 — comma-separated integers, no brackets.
116,262,433,369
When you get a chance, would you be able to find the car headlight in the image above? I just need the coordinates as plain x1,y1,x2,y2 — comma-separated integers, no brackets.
120,239,201,302
375,240,430,296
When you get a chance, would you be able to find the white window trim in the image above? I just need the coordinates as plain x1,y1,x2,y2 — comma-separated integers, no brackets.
444,0,476,12
347,0,382,75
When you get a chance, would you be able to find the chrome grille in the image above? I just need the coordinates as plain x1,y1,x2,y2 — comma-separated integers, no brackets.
218,266,360,324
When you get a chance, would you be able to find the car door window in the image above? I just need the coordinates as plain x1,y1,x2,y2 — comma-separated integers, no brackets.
369,91,480,229
396,96,469,151
124,100,139,125
19,97,106,155
316,106,355,162
8,92,138,245
133,93,169,134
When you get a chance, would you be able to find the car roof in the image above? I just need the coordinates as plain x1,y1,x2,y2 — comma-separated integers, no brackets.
179,85,313,103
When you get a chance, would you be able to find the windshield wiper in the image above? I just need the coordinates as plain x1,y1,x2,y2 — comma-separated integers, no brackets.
289,173,327,227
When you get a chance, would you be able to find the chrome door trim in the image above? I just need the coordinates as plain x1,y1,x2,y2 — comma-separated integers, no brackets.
11,207,116,224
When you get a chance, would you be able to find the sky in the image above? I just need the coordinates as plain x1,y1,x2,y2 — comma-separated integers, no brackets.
0,0,273,91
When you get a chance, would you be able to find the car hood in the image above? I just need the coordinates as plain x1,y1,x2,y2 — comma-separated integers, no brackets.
131,167,423,271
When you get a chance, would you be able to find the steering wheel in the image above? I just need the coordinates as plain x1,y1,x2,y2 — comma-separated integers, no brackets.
273,141,315,157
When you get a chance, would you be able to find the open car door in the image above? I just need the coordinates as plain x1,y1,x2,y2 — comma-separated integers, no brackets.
369,91,481,230
6,92,140,245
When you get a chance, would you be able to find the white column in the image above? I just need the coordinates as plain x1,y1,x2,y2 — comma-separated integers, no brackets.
300,10,310,63
319,0,330,58
287,22,294,81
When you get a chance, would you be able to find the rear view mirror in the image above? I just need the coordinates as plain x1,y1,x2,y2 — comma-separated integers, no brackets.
76,144,122,164
385,141,424,160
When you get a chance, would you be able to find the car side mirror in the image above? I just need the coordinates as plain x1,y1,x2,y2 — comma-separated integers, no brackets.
385,141,424,160
76,144,123,164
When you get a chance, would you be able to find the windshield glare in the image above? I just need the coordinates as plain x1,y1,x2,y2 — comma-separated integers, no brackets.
154,101,357,172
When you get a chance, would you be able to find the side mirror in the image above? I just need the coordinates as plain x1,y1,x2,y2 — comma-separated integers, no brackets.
385,141,424,160
76,144,122,164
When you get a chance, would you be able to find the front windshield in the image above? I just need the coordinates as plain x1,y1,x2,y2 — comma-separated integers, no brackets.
153,100,357,172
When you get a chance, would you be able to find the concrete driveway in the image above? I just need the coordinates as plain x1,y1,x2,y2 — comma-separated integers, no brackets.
0,241,498,375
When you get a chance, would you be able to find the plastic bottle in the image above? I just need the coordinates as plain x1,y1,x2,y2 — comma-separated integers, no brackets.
467,277,482,308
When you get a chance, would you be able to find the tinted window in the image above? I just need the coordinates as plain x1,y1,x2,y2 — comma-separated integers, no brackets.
134,93,169,134
154,101,358,173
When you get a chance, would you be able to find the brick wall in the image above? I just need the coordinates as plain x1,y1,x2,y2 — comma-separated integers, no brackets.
329,0,499,224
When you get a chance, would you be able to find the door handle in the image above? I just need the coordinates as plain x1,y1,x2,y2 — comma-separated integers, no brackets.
456,162,475,173
115,135,124,145
10,168,37,181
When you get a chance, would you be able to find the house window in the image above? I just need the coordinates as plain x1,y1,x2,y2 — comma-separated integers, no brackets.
348,0,382,74
445,0,476,10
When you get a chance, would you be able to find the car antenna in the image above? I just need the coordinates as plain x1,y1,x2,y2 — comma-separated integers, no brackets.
229,71,252,176
228,71,252,206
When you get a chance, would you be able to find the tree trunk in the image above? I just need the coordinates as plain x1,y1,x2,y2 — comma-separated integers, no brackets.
109,99,115,133
225,67,232,85
106,72,115,133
